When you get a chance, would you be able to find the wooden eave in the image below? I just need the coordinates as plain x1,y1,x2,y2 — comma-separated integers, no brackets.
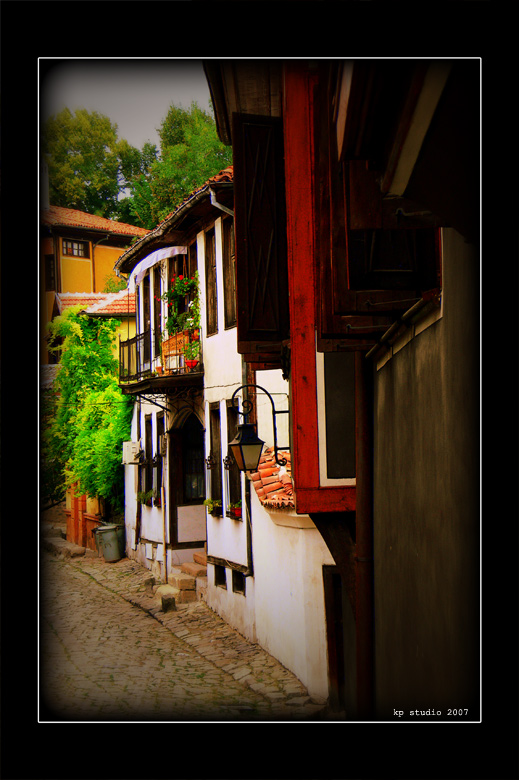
119,371,203,396
203,60,282,145
115,182,233,275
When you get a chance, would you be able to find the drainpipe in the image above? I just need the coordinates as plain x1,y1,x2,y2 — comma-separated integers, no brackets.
91,233,111,292
209,188,234,217
355,351,374,719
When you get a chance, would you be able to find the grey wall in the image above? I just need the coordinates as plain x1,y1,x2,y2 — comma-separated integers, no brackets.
373,229,480,717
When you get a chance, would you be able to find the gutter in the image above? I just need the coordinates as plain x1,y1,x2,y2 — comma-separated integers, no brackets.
365,289,442,361
115,181,234,275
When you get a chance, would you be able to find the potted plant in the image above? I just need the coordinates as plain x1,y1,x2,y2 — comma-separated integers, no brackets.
203,498,222,516
161,272,200,337
184,339,200,368
137,489,154,507
228,501,242,519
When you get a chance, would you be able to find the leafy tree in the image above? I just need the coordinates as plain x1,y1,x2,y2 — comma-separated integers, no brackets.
43,108,121,218
41,306,133,513
67,385,134,514
120,101,233,229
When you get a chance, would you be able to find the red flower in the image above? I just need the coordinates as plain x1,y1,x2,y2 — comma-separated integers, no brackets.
179,275,183,281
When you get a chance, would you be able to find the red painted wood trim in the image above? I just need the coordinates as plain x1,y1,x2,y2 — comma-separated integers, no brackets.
283,63,320,492
295,486,356,515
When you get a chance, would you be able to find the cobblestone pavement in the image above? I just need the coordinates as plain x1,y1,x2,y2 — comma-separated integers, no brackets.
40,547,329,722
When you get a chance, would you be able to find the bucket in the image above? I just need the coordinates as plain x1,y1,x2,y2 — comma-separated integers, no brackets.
96,525,121,562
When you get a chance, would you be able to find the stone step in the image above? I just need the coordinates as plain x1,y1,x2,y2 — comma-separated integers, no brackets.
193,550,207,566
181,561,207,578
155,583,197,608
168,569,196,590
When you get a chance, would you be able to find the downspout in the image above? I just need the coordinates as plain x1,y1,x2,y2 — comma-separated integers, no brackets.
355,351,375,719
91,233,112,292
209,188,234,217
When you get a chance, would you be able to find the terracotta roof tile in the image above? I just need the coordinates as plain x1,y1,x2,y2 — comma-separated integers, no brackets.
82,289,136,316
250,446,295,510
55,292,107,313
42,206,150,237
55,291,135,317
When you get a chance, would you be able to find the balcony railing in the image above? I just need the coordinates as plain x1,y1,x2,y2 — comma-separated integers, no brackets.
119,328,203,384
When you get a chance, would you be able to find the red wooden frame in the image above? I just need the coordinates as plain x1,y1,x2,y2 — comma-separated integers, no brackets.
283,63,356,516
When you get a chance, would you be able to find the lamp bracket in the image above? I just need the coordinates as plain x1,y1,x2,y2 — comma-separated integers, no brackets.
231,384,290,468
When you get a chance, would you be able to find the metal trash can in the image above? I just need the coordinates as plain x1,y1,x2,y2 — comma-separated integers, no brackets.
96,524,121,562
115,524,126,558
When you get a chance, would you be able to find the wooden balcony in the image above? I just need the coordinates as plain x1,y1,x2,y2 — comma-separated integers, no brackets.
119,328,203,395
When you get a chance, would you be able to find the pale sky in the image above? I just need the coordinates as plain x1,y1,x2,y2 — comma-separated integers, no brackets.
39,58,213,151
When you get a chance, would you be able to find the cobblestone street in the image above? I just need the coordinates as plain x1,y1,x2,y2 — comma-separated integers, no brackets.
39,547,329,722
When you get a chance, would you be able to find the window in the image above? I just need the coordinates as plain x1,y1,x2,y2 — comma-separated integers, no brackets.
232,570,246,596
144,414,153,494
222,217,236,328
209,403,222,506
214,564,227,589
226,401,241,512
181,414,205,503
205,228,218,335
154,414,164,506
153,267,162,358
142,274,151,367
62,239,89,258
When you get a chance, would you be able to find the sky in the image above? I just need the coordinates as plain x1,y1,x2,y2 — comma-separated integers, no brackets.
40,59,214,151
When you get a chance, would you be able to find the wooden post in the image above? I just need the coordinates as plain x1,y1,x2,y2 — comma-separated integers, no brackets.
355,351,374,718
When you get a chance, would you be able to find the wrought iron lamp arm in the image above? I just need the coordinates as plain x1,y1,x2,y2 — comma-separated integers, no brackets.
230,384,289,468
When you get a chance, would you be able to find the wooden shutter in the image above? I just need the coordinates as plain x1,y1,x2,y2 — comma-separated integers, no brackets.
223,217,237,329
153,267,161,358
233,113,289,356
314,69,442,343
205,228,217,336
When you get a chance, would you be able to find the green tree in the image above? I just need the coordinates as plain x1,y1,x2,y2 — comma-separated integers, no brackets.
120,101,233,229
43,108,121,218
41,306,133,513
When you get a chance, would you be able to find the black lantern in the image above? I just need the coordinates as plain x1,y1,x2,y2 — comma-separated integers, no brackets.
229,385,289,473
229,423,265,473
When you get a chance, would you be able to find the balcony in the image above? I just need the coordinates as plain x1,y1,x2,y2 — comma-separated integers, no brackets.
119,328,203,394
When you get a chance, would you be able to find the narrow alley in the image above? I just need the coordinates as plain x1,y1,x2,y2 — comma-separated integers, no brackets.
39,538,329,722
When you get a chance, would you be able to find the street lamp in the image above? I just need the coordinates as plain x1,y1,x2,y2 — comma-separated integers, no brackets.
228,422,265,473
229,385,289,473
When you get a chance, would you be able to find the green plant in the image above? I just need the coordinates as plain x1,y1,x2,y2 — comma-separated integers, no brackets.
137,489,154,506
183,340,200,361
203,498,222,514
161,272,200,336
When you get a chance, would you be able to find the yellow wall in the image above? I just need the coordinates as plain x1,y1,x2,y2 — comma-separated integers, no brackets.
40,235,136,363
94,245,127,292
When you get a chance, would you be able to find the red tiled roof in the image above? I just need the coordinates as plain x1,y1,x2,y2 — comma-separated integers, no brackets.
82,289,136,316
42,206,150,237
250,446,295,510
55,292,108,313
115,166,234,272
55,290,136,317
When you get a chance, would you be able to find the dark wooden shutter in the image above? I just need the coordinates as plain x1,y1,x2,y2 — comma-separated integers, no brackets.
314,69,442,343
223,217,237,329
153,267,162,358
209,403,222,505
205,228,217,336
233,113,289,356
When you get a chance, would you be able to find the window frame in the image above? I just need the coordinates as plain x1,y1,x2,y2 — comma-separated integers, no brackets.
62,238,90,258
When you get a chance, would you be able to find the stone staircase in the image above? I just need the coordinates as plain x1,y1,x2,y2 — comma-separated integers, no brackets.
154,548,208,611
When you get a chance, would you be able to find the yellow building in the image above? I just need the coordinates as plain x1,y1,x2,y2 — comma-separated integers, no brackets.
40,205,148,363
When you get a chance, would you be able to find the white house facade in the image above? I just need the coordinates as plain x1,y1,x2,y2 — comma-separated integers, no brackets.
115,167,337,702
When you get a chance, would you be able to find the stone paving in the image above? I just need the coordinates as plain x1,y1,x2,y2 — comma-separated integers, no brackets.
40,535,330,722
